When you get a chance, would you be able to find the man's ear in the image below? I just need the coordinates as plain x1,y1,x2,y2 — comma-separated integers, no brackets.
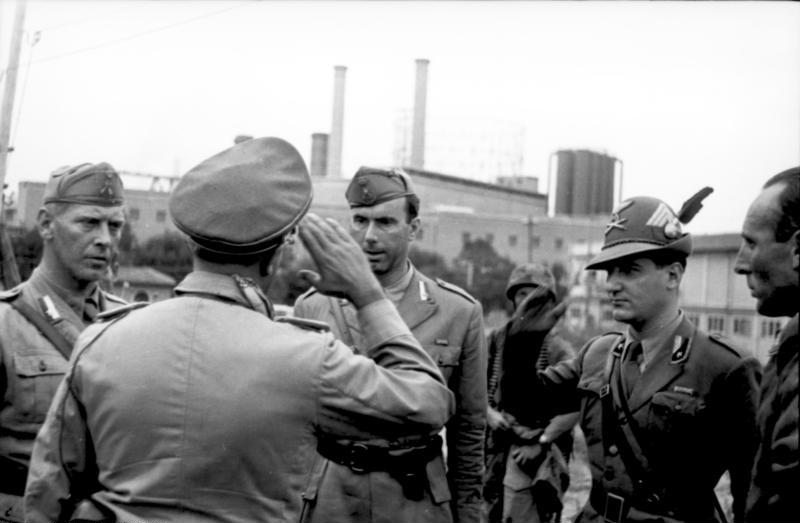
665,261,684,290
791,229,799,272
408,217,421,241
37,207,55,241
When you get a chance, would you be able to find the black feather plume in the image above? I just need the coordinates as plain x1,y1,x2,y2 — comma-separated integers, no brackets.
677,186,714,224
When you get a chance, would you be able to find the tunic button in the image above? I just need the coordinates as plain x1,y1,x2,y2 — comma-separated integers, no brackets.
608,445,619,456
38,360,47,372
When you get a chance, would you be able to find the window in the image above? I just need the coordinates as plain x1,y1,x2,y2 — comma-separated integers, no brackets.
462,232,471,245
486,233,494,244
733,317,751,336
531,236,540,248
686,314,700,327
555,237,564,249
156,210,167,223
570,307,582,318
761,320,782,339
128,207,140,221
416,227,424,240
707,316,725,333
508,235,518,247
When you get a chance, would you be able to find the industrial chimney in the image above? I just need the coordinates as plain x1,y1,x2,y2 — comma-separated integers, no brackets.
310,133,329,178
410,59,429,170
327,65,347,178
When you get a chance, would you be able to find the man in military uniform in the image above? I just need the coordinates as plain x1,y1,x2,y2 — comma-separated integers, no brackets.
0,163,127,523
484,263,574,523
24,138,455,523
735,167,799,523
294,167,487,523
537,195,761,523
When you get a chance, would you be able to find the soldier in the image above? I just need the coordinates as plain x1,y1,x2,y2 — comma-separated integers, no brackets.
294,166,487,523
0,163,127,523
23,138,455,523
537,195,761,523
734,167,799,522
484,263,575,523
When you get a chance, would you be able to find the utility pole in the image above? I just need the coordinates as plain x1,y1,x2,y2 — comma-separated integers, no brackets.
0,0,27,289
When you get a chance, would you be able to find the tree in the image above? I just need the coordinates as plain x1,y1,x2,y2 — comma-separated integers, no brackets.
453,238,516,314
9,226,42,280
131,232,193,282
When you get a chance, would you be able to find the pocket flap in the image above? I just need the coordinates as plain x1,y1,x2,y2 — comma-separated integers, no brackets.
14,353,69,377
576,377,603,394
425,345,460,367
651,391,704,415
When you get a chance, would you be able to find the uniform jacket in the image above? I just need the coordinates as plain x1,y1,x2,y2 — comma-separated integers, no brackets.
23,271,455,523
0,268,125,473
746,314,798,523
542,315,761,523
294,266,487,523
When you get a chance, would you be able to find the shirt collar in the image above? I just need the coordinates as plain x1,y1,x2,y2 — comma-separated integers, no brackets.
625,311,684,366
383,261,414,303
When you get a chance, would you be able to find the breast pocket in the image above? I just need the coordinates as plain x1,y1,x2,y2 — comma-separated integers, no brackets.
425,344,461,382
648,391,705,437
576,377,604,443
12,353,69,423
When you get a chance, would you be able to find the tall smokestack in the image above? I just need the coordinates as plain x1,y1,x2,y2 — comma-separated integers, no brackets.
327,65,347,178
410,58,429,170
310,133,329,177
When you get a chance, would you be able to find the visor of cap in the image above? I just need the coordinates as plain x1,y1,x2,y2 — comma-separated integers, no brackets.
169,137,312,256
585,235,692,270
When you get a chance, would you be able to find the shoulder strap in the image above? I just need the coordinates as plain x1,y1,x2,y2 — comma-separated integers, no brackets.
329,297,357,350
9,298,74,360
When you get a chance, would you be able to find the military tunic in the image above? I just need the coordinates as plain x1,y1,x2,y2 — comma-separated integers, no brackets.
542,315,761,523
24,271,454,523
746,314,799,523
294,266,487,523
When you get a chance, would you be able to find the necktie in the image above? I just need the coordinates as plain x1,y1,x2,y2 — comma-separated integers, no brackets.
622,341,642,398
83,295,99,323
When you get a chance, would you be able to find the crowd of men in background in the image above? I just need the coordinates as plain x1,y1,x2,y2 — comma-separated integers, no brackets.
0,134,796,523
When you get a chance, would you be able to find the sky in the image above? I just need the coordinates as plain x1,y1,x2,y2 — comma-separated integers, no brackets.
1,0,798,234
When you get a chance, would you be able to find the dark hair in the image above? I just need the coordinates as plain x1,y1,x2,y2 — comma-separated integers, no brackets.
404,194,420,222
649,250,688,271
763,167,800,242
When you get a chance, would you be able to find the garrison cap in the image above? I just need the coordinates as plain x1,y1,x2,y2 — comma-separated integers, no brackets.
43,163,124,207
345,167,416,208
505,262,556,301
585,196,692,270
169,137,312,256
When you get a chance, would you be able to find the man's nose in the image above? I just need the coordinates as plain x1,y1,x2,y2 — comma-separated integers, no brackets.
94,223,112,246
733,244,751,275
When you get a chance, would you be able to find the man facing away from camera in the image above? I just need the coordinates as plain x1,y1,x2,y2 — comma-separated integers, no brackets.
295,167,487,523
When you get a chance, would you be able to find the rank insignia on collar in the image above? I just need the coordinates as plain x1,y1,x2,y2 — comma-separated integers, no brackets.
39,295,62,323
612,339,625,358
419,281,430,302
670,335,691,364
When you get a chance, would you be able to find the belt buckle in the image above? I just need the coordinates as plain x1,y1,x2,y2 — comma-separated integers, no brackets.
347,443,369,473
604,492,625,523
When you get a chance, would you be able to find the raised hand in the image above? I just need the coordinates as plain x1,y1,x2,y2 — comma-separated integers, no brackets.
508,286,567,337
297,213,384,307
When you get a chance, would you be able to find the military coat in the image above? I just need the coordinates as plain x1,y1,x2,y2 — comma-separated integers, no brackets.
23,271,454,523
542,315,761,523
294,266,487,523
746,314,798,523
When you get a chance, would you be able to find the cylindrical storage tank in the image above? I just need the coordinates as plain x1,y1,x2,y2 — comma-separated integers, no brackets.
555,150,575,215
310,133,329,178
572,150,593,215
593,153,615,214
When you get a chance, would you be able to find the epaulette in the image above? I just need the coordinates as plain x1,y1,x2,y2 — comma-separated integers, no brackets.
276,316,330,333
435,278,476,304
0,287,21,302
708,332,745,358
102,291,128,305
96,302,149,322
296,287,320,302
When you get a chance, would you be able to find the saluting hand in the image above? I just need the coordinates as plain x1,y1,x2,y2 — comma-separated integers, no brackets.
298,213,384,308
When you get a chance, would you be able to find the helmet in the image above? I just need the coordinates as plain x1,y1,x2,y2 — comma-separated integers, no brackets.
585,196,692,270
505,263,556,301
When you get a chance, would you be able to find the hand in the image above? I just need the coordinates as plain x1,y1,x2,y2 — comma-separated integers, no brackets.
297,214,384,308
508,286,567,337
510,443,546,471
539,412,580,445
487,406,511,431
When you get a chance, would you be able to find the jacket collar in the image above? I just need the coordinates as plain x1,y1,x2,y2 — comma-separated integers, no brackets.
395,265,439,331
175,270,272,316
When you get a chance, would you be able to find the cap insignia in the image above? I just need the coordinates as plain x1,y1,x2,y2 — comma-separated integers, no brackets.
357,177,375,204
605,199,633,236
646,202,683,238
100,172,116,198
